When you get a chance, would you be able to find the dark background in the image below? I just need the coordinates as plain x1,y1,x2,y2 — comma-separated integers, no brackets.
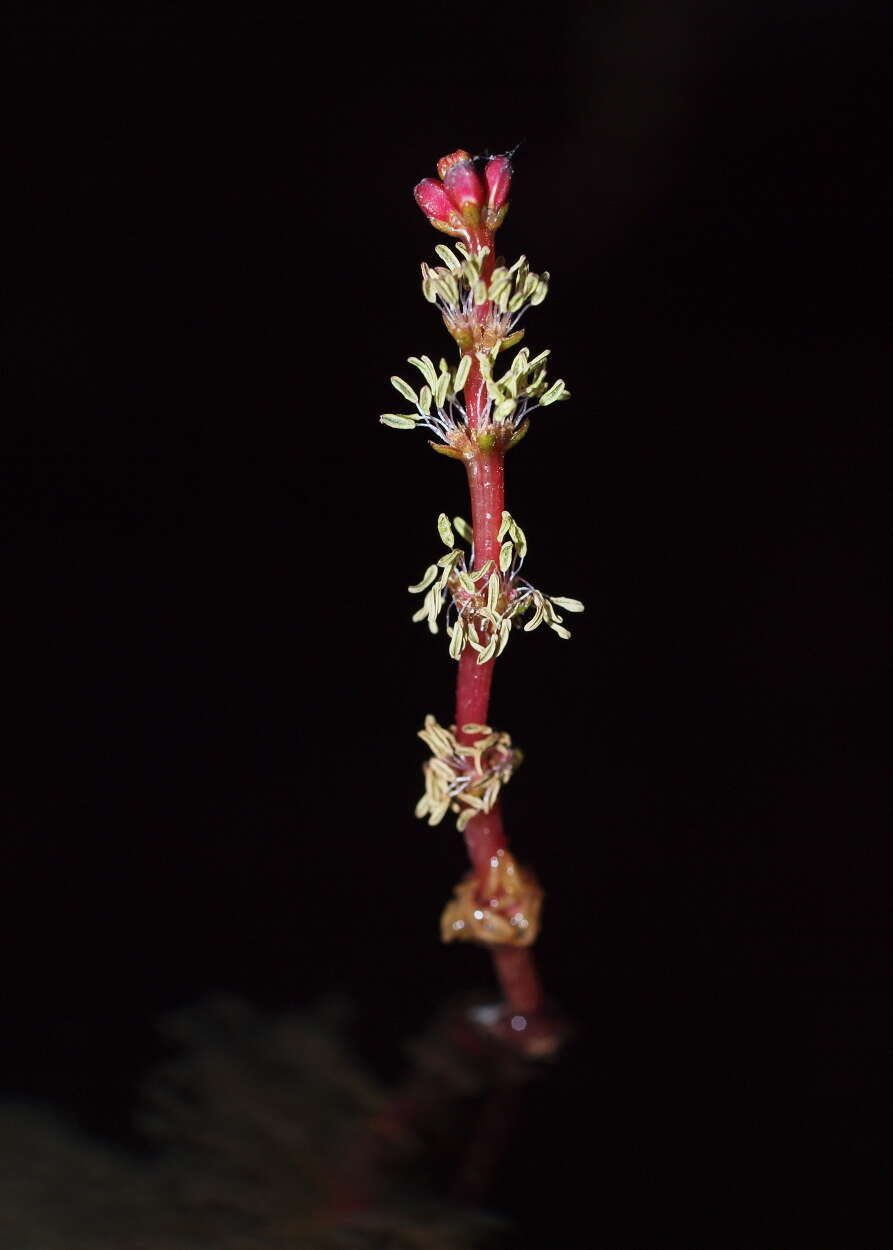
3,2,890,1245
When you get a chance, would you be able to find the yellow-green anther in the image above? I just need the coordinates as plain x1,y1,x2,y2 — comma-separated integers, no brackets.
424,584,440,610
469,559,492,581
435,244,461,270
486,571,500,612
508,520,527,559
412,602,430,623
437,513,455,548
526,349,550,370
496,618,511,657
449,622,466,659
380,414,418,429
476,635,497,666
530,281,549,306
524,595,546,631
454,355,471,391
499,540,514,572
507,291,527,314
434,370,450,409
418,384,432,415
408,355,438,389
498,511,513,542
438,551,462,588
457,571,476,594
408,564,438,593
484,376,503,402
466,620,482,650
551,597,585,612
502,372,519,399
550,623,571,640
540,379,569,406
391,376,417,405
475,353,497,395
494,397,516,422
453,515,473,543
473,280,488,306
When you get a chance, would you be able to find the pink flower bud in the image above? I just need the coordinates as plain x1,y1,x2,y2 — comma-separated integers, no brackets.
484,154,512,211
443,159,485,215
414,177,456,224
414,149,510,243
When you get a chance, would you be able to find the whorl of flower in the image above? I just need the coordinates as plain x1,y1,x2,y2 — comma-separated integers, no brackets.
415,714,520,834
421,244,549,352
380,244,569,457
414,149,511,245
407,512,584,666
441,848,543,947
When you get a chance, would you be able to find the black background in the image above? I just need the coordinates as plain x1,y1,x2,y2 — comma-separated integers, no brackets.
3,2,891,1245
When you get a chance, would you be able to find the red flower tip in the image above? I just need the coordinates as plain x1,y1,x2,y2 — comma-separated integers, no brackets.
443,159,485,226
436,150,473,180
484,154,512,212
415,149,512,242
414,177,456,225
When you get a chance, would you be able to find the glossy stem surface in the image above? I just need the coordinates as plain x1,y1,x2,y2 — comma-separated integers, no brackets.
452,360,545,1020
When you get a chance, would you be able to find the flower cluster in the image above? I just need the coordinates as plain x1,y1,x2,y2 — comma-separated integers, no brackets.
441,848,543,948
421,243,547,351
408,512,584,664
380,242,569,456
415,714,521,833
414,149,512,247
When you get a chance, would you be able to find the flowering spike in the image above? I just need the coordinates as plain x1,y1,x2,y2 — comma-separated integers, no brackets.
379,148,586,1047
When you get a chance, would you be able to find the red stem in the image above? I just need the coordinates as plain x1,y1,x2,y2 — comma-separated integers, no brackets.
451,353,545,1020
